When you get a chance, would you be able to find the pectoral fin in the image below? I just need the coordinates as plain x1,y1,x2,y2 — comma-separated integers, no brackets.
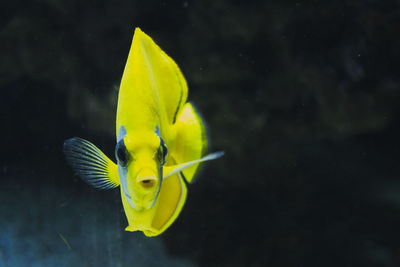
63,137,119,189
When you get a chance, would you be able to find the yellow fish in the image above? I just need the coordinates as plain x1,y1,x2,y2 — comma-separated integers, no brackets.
63,28,223,237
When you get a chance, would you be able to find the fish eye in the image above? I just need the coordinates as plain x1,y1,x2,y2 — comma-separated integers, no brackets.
158,139,168,165
161,142,168,159
115,140,129,167
157,147,163,164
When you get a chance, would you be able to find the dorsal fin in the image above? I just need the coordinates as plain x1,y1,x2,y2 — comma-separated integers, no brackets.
118,27,188,130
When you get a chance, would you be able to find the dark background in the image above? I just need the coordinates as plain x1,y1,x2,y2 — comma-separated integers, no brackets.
1,0,400,266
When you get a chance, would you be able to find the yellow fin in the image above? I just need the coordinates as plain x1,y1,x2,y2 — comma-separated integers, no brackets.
117,27,188,133
150,172,187,236
63,138,119,189
172,103,208,183
121,172,187,237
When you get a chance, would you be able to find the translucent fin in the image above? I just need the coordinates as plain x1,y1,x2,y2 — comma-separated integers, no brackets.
172,103,208,183
164,151,224,179
63,137,119,189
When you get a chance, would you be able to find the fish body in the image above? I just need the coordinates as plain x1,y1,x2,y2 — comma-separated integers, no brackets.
63,28,223,236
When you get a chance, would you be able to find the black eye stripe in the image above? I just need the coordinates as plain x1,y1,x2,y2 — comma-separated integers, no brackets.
155,126,168,165
115,140,129,167
159,138,168,165
161,140,168,156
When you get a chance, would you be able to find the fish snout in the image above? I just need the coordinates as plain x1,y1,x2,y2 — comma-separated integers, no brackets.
136,168,158,189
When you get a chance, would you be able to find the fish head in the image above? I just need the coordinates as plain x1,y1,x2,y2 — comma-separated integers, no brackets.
116,128,167,211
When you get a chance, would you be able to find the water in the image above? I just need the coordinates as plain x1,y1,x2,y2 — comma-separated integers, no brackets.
1,0,400,266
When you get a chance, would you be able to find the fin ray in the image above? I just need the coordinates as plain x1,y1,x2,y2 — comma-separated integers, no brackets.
164,151,224,179
77,141,109,163
63,137,119,190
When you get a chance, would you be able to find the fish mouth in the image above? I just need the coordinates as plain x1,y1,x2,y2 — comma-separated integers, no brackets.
133,168,160,210
137,169,158,189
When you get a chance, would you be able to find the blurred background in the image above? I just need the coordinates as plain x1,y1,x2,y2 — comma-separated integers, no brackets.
1,0,400,266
